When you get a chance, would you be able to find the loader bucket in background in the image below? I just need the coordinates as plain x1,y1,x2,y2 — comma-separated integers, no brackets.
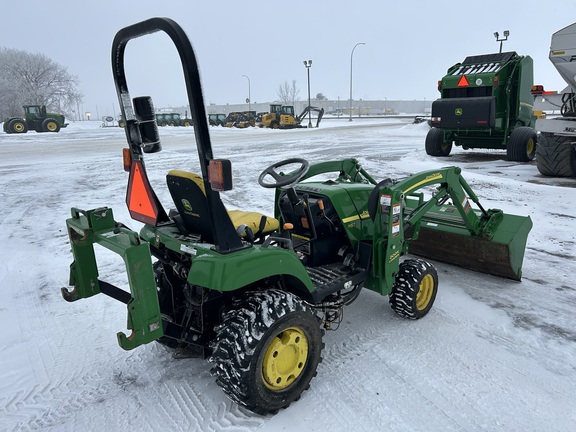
406,202,533,281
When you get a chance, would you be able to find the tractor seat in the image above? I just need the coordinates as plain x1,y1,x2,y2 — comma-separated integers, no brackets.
166,170,279,243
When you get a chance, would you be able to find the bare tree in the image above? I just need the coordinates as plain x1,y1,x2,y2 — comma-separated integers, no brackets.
0,47,83,118
277,80,300,106
0,77,19,120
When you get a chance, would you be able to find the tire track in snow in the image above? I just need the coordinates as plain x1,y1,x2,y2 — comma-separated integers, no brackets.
1,373,114,431
141,349,265,431
2,346,265,431
1,243,263,432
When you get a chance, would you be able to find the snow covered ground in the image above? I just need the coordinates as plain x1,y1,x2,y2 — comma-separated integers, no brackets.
0,119,575,431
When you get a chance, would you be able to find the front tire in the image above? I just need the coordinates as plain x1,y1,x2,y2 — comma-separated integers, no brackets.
390,258,438,319
507,126,537,162
210,289,324,415
42,118,60,132
425,127,452,156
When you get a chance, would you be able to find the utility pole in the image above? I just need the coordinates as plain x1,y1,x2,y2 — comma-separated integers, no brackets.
349,42,365,121
304,60,312,128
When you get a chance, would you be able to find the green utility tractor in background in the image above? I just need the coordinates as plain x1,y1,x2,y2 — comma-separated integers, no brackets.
3,104,68,133
426,51,537,162
156,112,191,126
208,113,226,126
61,18,533,415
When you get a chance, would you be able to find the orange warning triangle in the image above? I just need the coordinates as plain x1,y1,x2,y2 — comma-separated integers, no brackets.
127,161,157,223
457,75,469,87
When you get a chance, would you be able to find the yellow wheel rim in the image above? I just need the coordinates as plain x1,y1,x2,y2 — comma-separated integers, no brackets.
526,138,535,155
416,274,435,311
47,121,57,131
14,122,25,132
262,327,308,390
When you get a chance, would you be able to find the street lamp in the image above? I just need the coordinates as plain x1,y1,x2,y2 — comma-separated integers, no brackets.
349,42,365,121
303,60,312,128
494,30,509,53
242,74,251,117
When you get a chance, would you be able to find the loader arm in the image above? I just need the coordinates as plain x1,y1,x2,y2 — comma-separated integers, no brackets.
369,166,532,292
297,106,325,127
395,166,498,238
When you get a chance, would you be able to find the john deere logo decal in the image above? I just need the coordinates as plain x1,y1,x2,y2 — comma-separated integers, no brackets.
455,108,463,116
182,199,193,212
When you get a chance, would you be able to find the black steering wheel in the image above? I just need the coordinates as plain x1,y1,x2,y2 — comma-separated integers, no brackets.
258,158,310,188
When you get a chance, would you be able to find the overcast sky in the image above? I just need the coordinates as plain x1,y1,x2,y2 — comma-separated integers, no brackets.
2,1,575,117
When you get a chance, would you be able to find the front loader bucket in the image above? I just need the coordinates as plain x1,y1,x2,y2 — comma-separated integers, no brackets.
407,203,532,281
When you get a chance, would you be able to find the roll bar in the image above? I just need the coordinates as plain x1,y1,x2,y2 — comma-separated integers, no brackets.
111,17,244,252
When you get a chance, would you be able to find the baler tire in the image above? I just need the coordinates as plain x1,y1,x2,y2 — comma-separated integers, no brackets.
507,126,537,162
425,127,452,156
536,133,576,177
210,289,324,415
389,258,438,320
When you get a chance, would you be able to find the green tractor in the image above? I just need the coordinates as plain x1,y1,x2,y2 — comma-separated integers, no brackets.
61,18,533,415
208,113,226,126
426,51,537,162
3,104,68,133
156,112,192,127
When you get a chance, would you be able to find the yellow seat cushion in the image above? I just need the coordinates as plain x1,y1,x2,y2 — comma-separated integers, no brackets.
228,209,279,234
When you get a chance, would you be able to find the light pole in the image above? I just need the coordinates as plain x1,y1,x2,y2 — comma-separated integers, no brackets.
349,42,365,121
494,30,509,53
303,60,312,128
242,74,251,117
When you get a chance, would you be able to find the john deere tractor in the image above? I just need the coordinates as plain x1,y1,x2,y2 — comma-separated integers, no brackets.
208,113,226,126
61,18,532,415
3,105,68,133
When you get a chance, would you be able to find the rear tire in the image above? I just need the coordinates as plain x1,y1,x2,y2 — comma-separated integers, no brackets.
425,127,452,156
210,289,324,415
9,118,28,133
536,132,576,177
507,126,537,162
389,258,438,320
